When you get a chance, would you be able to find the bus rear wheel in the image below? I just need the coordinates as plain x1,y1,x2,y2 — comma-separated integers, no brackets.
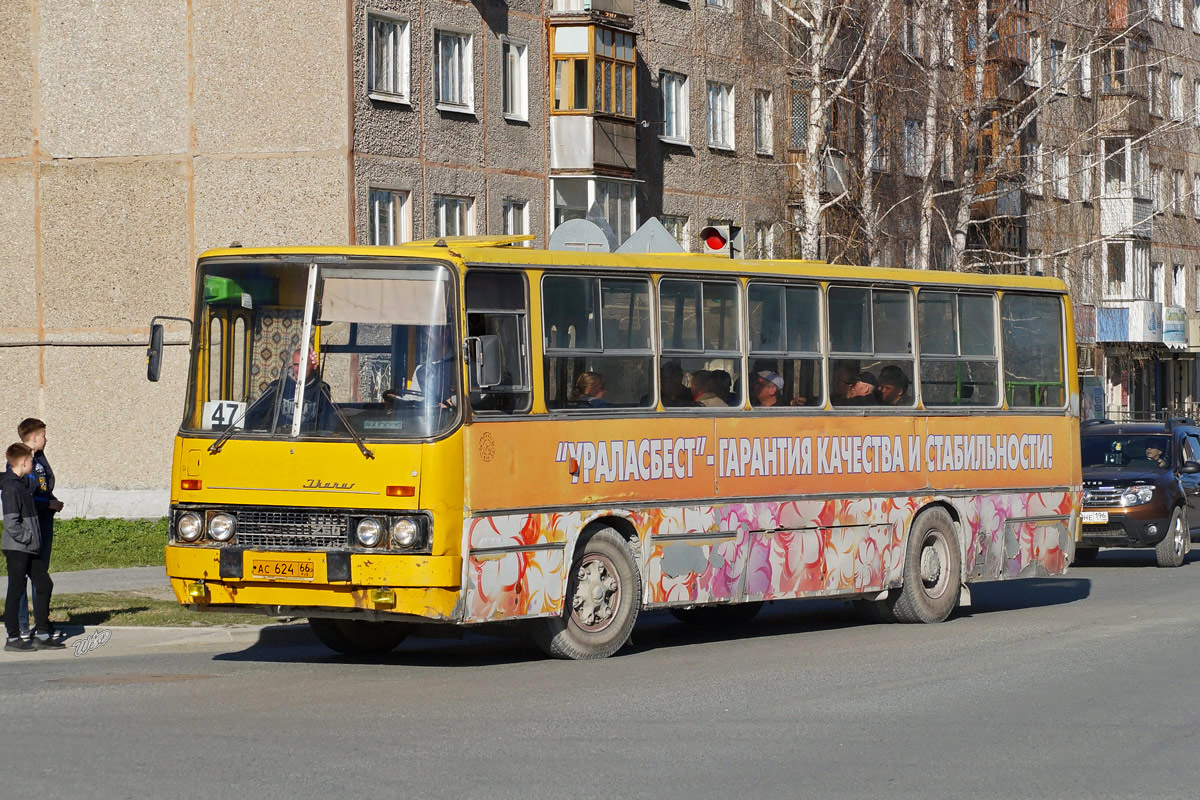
890,507,961,624
309,618,408,655
532,527,641,659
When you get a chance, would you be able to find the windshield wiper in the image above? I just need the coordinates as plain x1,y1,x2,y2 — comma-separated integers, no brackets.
321,382,374,460
209,352,289,455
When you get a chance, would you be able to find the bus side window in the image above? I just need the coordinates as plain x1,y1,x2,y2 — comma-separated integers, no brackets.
543,275,653,410
1002,293,1064,408
918,291,999,406
827,285,915,408
659,279,743,409
747,282,822,407
466,271,531,414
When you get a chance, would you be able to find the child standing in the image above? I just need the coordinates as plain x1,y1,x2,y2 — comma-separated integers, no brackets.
12,418,63,640
2,442,64,651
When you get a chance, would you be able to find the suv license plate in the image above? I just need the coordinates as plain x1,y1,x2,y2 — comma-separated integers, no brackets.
1081,511,1109,524
252,559,315,581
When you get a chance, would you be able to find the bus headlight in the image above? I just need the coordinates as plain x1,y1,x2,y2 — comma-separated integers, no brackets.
356,517,383,547
390,518,421,550
177,512,202,542
208,513,236,542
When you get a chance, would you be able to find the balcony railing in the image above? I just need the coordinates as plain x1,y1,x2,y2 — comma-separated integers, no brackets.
1099,195,1153,238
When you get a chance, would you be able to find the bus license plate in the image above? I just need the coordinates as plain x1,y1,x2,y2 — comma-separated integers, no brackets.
1081,511,1109,524
252,559,315,581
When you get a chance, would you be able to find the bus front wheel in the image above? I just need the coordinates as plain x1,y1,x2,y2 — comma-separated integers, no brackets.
532,527,641,659
308,618,408,655
890,507,961,624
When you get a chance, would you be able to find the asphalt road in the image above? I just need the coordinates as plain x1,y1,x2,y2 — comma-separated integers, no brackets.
3,549,1199,800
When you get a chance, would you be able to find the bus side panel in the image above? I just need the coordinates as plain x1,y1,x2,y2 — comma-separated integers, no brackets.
459,488,1076,624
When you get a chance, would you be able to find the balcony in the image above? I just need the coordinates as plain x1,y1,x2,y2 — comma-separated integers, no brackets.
550,0,634,21
1105,0,1150,34
1097,299,1163,344
1097,90,1150,135
1099,196,1153,239
962,62,1029,107
550,116,636,174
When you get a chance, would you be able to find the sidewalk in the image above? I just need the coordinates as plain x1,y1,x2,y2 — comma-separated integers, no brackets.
1,565,314,652
0,565,167,596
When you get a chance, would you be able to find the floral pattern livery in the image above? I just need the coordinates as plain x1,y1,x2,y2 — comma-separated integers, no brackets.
462,491,1077,623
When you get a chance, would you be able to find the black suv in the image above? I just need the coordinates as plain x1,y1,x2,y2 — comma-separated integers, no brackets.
1079,418,1200,567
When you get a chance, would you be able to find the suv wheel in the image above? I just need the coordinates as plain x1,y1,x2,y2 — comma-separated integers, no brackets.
1155,507,1188,568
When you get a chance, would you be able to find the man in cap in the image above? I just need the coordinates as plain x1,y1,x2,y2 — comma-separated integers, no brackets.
844,371,879,405
751,370,785,407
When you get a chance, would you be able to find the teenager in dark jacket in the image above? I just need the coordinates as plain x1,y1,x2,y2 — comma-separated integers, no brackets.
12,418,63,639
2,442,64,651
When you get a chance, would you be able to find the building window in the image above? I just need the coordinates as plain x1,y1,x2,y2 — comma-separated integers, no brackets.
661,71,689,143
1153,166,1166,212
941,137,954,182
752,223,775,258
754,90,773,155
790,85,807,150
1194,265,1200,310
1053,150,1069,199
707,0,731,8
594,28,635,118
1194,173,1200,217
1026,142,1044,195
552,178,636,245
661,214,689,249
1049,40,1066,93
1151,261,1164,302
1148,67,1161,116
1174,264,1187,306
367,13,410,103
502,199,529,244
1080,46,1092,97
902,0,922,58
1169,72,1184,119
1194,0,1200,33
1081,252,1094,305
551,26,590,112
1171,0,1184,25
1174,170,1186,214
368,188,409,245
433,194,473,237
870,115,887,172
1150,0,1163,20
1194,80,1200,125
758,0,772,16
434,30,474,112
706,81,735,149
1026,34,1042,86
596,180,635,243
903,118,923,177
1102,46,1126,93
502,39,528,121
1081,152,1094,202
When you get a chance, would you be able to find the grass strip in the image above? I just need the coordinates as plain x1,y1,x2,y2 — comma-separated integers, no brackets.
0,518,168,575
46,590,275,628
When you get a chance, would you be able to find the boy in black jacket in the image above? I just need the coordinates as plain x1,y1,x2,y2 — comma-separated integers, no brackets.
2,442,64,651
12,418,63,639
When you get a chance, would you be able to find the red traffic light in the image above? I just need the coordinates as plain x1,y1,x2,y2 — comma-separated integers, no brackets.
701,226,728,251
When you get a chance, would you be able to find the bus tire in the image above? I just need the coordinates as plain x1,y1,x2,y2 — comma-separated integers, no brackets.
669,601,764,627
1073,546,1099,563
532,527,641,659
1154,507,1187,568
890,507,961,624
308,618,408,655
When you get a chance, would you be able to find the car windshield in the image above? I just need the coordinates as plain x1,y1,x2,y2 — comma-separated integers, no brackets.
183,258,459,440
1081,435,1172,470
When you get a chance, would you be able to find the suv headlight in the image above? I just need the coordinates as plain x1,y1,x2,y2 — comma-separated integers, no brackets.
1120,485,1156,506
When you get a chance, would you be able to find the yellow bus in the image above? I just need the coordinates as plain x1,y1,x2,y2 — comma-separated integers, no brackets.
147,237,1081,659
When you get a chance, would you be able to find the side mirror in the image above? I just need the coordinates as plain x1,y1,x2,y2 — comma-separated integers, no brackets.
1181,461,1200,474
146,323,164,382
466,335,503,389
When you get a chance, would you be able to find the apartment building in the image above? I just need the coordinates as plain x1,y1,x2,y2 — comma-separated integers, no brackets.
0,1,796,511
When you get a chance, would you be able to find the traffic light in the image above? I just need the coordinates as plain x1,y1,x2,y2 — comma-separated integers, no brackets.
699,224,743,258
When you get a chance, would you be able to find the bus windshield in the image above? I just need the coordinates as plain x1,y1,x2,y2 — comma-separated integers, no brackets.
1081,435,1172,470
184,258,459,441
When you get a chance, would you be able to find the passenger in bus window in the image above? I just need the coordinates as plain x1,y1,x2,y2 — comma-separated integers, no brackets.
690,370,727,407
245,349,336,432
710,369,735,406
570,371,610,408
844,371,879,406
876,365,911,406
660,362,692,407
750,371,784,407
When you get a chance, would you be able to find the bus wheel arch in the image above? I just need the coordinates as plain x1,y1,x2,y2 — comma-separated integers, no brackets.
890,505,962,624
532,523,642,659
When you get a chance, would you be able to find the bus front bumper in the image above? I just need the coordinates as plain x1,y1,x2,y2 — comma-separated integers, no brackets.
166,545,462,620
